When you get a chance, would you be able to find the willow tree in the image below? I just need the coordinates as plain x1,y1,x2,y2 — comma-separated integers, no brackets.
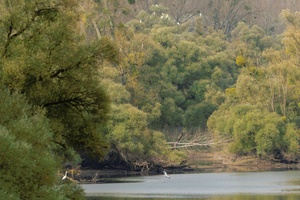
230,22,279,67
260,10,300,124
208,10,300,161
0,87,85,199
0,0,119,161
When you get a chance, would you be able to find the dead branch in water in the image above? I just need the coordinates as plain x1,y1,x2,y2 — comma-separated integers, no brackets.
91,171,99,182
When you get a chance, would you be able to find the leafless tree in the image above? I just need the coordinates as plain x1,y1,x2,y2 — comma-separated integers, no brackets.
204,0,262,37
125,0,300,36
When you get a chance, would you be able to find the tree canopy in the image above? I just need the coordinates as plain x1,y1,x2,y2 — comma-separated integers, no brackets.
0,0,116,198
3,0,300,198
0,0,120,160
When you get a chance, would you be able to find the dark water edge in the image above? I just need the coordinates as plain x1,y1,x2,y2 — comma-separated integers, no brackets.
86,194,300,200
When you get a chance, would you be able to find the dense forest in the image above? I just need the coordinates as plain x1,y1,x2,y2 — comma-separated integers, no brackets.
1,0,300,199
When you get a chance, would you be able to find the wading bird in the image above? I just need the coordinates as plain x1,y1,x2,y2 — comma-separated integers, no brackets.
163,170,170,178
62,171,68,180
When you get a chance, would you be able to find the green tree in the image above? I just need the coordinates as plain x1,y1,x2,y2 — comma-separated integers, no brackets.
0,88,85,199
231,22,279,67
230,108,285,156
108,104,148,161
0,0,119,160
262,10,300,124
105,101,184,166
208,103,288,157
208,11,300,160
183,101,216,130
98,54,185,166
113,27,145,85
284,123,300,161
126,10,239,132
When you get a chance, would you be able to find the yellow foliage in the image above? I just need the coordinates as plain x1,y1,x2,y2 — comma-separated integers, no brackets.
247,66,263,77
80,14,86,24
236,55,246,67
225,87,236,96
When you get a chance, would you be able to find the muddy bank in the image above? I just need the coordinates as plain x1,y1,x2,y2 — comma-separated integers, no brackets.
66,151,300,183
187,151,300,174
73,162,300,184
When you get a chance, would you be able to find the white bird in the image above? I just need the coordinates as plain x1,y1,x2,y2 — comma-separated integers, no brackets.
62,171,68,180
163,170,170,178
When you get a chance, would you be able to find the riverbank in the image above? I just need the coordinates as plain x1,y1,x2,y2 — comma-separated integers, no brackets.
188,150,300,172
73,151,300,184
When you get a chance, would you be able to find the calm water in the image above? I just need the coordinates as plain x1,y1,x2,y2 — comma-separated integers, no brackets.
83,170,300,200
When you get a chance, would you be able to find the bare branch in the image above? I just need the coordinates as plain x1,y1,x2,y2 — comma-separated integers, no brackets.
167,132,231,151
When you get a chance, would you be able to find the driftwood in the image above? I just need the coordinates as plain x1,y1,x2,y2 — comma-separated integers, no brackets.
91,171,100,182
134,161,149,172
167,132,231,151
64,176,80,183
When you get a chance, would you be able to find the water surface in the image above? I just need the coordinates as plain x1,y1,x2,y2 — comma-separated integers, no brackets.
83,170,300,199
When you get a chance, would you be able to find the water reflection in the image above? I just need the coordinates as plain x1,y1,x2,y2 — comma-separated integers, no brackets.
83,170,300,200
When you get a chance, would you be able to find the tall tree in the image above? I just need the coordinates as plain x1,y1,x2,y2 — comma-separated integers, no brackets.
0,0,119,160
208,10,300,161
0,87,85,199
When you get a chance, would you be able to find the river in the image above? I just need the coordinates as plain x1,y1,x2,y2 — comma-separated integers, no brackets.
82,170,300,200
